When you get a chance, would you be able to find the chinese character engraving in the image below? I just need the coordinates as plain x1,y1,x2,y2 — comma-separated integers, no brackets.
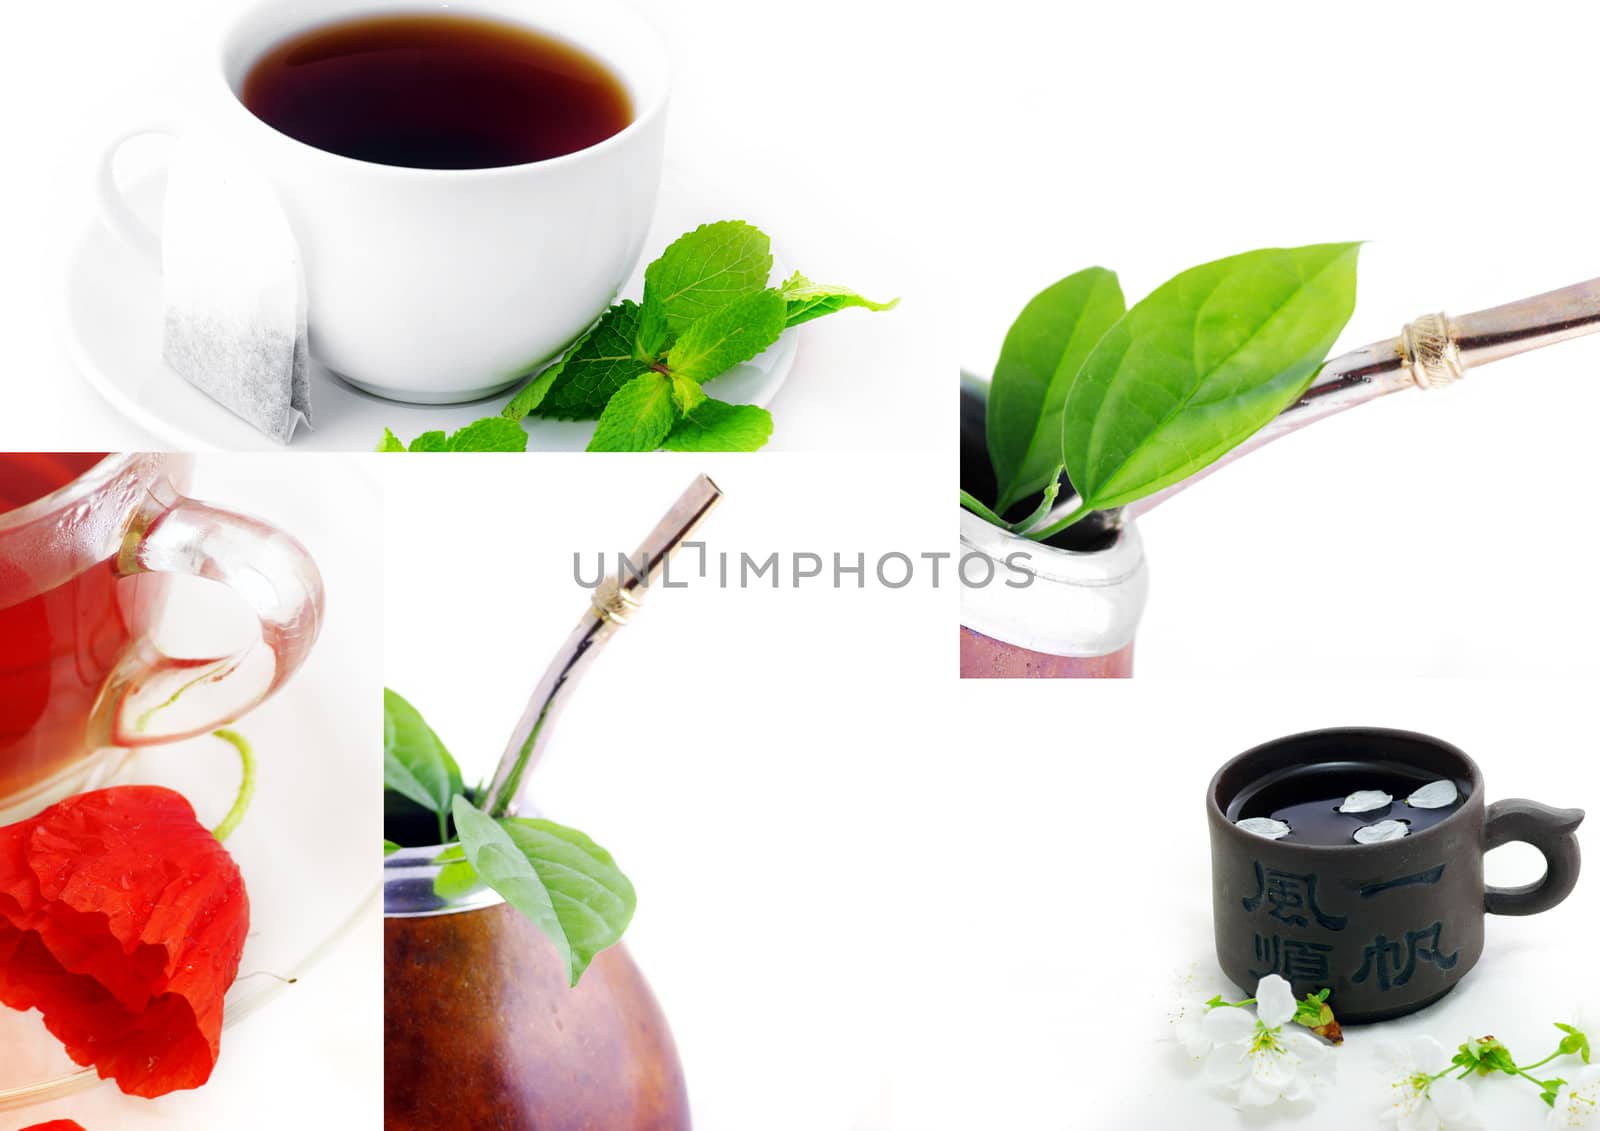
1243,862,1348,930
1249,933,1334,982
1352,922,1460,991
1359,864,1447,899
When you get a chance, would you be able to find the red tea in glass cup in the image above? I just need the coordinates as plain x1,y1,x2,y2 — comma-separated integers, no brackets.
0,453,324,816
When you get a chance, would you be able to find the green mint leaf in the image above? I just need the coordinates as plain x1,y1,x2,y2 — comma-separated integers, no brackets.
670,373,706,415
450,798,635,986
408,431,449,452
538,301,652,420
377,429,406,453
499,817,636,984
666,289,788,382
1061,243,1360,513
444,417,528,452
383,839,402,856
383,690,464,828
661,399,773,452
642,220,773,336
637,293,669,359
777,270,898,327
503,325,599,420
985,267,1125,514
587,371,678,452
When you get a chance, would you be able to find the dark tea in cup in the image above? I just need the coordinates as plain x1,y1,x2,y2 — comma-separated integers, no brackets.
240,13,633,170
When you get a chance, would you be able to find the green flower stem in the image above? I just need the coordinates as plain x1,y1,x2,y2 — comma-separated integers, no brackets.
1006,475,1062,536
1026,503,1094,542
211,728,257,842
1519,1051,1563,1073
960,491,1009,527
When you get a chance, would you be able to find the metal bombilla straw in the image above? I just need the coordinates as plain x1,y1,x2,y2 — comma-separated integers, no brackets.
1037,277,1600,530
480,474,722,819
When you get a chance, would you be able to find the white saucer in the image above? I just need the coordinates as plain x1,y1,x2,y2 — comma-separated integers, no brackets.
0,458,380,1108
60,166,798,452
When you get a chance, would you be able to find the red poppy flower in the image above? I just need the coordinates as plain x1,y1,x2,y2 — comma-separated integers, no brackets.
0,786,249,1098
20,1120,89,1131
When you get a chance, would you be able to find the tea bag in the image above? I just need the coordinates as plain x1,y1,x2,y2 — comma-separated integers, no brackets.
160,135,311,444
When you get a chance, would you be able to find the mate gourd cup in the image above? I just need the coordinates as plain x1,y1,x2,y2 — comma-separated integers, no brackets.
1207,727,1584,1024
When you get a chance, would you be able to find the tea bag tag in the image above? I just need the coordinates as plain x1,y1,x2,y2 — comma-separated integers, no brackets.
160,134,311,444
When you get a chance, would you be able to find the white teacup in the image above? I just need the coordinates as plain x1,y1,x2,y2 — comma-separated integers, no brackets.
98,0,669,405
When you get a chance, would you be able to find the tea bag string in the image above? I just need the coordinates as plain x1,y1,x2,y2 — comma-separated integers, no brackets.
480,475,722,819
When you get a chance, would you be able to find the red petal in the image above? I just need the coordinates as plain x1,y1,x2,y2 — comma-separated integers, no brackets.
0,787,249,1097
19,1120,89,1131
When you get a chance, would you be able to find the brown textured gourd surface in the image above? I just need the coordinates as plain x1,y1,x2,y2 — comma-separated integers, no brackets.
385,901,691,1130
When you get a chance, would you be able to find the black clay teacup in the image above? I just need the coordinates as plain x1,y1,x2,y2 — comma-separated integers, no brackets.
1207,727,1584,1024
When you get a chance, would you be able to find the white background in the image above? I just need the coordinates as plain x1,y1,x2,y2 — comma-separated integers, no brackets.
958,0,1600,678
0,0,941,453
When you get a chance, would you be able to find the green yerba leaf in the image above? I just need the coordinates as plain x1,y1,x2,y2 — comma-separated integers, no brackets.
1061,243,1360,513
643,221,773,336
450,799,635,986
666,289,788,382
661,399,773,452
499,817,636,984
451,798,574,980
445,417,528,452
383,690,464,832
377,429,406,452
777,270,898,327
383,839,402,856
985,267,1125,514
587,371,679,452
538,301,652,420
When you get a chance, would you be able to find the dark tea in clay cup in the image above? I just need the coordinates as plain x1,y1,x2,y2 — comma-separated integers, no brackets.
1207,727,1584,1024
383,840,690,1130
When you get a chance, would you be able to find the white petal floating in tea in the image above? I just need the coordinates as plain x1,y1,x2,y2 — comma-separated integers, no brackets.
1237,817,1292,840
1353,819,1409,844
1407,780,1459,810
1338,789,1393,814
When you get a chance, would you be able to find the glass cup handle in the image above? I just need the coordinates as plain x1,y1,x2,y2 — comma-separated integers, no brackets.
100,493,325,747
96,113,182,262
1483,799,1585,916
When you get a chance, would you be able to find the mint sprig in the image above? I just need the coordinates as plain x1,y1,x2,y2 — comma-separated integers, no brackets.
380,418,529,453
376,220,895,453
382,689,635,987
